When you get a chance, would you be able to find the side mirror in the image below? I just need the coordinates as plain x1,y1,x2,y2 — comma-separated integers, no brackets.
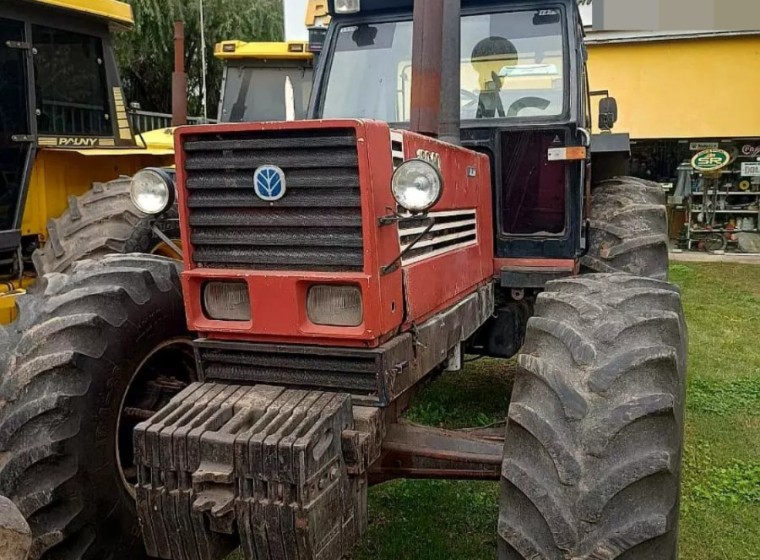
598,96,618,131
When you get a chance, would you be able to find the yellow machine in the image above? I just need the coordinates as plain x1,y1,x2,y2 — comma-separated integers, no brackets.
0,0,174,323
213,0,330,122
214,40,315,122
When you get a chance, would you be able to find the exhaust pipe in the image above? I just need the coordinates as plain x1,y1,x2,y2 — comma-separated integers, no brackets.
409,0,461,145
439,0,461,145
172,21,188,127
409,0,442,137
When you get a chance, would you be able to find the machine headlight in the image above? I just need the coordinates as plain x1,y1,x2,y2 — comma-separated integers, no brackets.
130,168,175,215
391,159,443,213
203,282,251,321
307,285,363,327
334,0,360,13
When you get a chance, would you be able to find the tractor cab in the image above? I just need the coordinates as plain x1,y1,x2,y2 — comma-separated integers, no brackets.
0,0,143,265
215,40,315,122
310,0,599,264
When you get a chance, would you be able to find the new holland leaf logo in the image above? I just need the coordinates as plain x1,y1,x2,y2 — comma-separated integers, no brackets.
253,165,286,201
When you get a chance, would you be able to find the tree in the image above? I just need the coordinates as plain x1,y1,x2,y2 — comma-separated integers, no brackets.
116,0,284,117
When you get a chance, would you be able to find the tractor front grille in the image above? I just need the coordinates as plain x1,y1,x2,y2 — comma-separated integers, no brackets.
182,128,364,271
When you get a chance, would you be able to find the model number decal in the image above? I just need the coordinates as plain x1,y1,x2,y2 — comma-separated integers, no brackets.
416,149,441,168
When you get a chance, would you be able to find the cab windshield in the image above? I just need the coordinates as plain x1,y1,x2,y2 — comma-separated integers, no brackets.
322,9,566,122
220,63,313,122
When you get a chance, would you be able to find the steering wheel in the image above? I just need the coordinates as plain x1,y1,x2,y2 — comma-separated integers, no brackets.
506,96,552,118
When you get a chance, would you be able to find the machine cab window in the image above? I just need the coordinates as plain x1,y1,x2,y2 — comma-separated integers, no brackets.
0,17,30,236
215,41,315,123
321,8,566,123
220,63,313,122
32,25,111,136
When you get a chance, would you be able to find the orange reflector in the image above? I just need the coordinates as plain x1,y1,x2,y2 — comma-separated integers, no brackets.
547,146,587,161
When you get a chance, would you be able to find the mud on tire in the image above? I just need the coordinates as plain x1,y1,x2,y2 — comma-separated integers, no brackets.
498,273,687,560
32,178,180,275
0,255,192,560
581,177,669,280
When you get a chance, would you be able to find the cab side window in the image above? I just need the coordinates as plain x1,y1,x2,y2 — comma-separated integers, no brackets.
33,25,111,136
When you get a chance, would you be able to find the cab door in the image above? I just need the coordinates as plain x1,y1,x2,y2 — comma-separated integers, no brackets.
0,17,33,253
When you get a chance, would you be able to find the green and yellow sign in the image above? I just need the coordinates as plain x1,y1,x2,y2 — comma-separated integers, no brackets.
691,149,732,173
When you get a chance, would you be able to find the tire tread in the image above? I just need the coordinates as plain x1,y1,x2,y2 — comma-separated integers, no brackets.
498,273,686,560
0,255,184,559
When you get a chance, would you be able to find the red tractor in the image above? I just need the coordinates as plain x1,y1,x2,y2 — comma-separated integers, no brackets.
0,1,685,559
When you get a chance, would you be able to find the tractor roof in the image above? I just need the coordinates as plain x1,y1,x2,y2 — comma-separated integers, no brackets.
215,40,314,61
327,0,577,15
25,0,134,28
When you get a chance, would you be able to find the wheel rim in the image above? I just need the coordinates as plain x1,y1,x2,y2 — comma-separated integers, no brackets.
703,233,727,253
116,338,197,497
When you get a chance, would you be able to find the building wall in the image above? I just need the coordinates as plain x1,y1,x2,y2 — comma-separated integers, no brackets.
587,35,760,139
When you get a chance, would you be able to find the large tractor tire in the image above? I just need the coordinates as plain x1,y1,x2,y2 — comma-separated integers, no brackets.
0,495,32,560
581,177,669,280
498,273,687,560
0,255,195,560
32,178,180,275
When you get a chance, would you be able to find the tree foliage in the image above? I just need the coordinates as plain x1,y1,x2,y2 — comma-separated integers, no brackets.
116,0,283,117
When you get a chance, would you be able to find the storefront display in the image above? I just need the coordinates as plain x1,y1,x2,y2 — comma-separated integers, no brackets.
629,138,760,253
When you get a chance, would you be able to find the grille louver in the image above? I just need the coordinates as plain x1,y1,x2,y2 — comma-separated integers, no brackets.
182,129,364,271
398,210,478,265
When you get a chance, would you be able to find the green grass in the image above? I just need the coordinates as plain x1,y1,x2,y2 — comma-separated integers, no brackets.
671,263,760,560
230,263,760,559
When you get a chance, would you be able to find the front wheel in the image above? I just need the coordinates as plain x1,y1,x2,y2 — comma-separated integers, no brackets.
498,273,687,559
0,255,195,560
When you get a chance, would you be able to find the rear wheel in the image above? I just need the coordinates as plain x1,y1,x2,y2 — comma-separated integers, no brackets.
0,255,194,560
582,177,669,280
32,178,181,275
498,273,687,560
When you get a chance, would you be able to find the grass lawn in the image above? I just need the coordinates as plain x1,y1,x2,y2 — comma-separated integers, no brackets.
232,263,760,559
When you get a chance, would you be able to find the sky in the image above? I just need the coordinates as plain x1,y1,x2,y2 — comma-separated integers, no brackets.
284,0,310,41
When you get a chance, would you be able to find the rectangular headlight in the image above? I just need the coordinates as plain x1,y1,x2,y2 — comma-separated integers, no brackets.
334,0,360,14
307,285,363,327
203,282,250,321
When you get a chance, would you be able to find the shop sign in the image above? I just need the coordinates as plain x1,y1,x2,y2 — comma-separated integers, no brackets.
742,144,760,157
741,162,760,177
690,142,719,151
691,149,731,172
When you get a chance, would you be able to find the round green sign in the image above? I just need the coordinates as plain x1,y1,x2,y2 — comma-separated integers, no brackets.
691,149,732,173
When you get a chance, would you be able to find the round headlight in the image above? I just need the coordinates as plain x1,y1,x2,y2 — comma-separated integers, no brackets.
130,168,175,215
391,159,442,213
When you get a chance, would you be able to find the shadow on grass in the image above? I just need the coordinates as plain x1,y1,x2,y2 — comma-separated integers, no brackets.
405,358,516,429
354,358,515,559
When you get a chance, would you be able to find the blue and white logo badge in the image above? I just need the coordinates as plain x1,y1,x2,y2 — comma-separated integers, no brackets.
253,165,286,201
